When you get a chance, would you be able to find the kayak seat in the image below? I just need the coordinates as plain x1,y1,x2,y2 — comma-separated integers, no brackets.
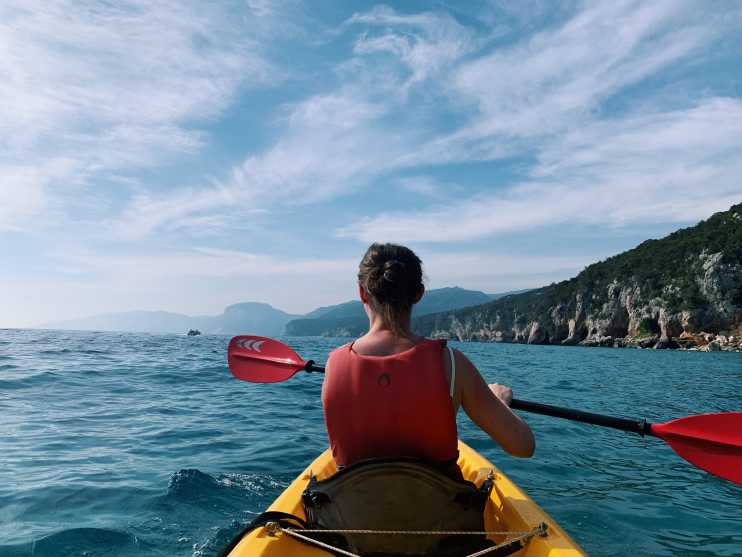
301,457,495,556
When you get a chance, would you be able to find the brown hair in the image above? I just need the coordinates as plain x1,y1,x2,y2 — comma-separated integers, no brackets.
357,243,423,336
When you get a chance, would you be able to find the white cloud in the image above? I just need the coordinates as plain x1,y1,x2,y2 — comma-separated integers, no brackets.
339,98,742,243
0,159,83,231
65,248,356,280
406,0,724,164
0,166,47,231
0,0,276,230
228,93,393,205
395,176,449,199
114,1,741,239
349,5,479,91
114,89,417,238
112,6,480,237
460,1,706,133
114,186,238,239
7,0,739,247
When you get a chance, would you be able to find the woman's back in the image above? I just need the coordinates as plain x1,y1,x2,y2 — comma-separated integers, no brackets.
322,338,458,467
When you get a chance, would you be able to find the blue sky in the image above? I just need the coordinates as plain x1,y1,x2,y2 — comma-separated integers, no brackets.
2,0,742,327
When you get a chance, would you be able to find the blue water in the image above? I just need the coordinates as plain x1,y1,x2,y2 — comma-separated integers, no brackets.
1,329,740,557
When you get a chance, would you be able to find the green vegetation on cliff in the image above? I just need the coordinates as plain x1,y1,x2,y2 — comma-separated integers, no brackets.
414,203,742,346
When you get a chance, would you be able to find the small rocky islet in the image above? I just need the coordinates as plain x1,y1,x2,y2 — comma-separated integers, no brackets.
417,203,742,353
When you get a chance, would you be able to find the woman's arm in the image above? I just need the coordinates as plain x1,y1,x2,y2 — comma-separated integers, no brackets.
454,349,535,457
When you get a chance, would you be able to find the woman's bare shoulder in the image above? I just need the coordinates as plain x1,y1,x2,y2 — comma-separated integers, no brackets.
450,347,478,376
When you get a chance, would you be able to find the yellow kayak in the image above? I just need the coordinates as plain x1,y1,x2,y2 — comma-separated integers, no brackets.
224,441,587,556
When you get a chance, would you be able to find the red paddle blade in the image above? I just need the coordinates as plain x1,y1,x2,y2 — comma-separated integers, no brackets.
651,412,742,485
227,336,307,383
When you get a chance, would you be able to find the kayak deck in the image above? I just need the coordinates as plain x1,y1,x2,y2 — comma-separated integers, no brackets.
228,441,587,556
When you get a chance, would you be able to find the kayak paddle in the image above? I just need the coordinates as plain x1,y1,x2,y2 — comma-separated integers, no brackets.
227,335,316,383
227,335,742,485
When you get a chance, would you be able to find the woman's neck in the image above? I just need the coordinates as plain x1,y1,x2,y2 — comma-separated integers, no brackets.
366,311,414,338
354,315,422,356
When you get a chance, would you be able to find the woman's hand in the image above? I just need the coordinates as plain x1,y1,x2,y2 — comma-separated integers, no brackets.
488,383,513,406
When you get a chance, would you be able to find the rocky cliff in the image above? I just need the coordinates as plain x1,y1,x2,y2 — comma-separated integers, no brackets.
415,203,742,351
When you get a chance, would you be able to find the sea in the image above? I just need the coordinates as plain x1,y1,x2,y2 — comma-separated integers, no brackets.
1,329,740,557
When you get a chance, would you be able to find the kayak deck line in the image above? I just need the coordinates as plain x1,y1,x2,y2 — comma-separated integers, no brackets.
269,524,548,536
225,440,587,556
273,522,549,557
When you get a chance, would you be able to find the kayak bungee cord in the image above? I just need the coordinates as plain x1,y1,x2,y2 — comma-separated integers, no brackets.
273,525,547,535
270,521,549,557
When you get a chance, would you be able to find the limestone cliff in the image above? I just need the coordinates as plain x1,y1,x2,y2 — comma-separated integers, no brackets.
415,203,742,351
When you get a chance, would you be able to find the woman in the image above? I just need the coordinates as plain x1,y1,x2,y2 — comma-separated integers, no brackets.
322,243,535,470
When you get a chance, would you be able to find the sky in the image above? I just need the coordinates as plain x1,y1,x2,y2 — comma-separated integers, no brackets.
2,0,742,327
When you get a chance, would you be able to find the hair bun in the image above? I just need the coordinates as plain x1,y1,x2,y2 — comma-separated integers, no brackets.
382,260,404,284
357,243,423,315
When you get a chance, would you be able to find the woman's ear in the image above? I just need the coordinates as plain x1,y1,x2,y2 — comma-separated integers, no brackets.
358,283,369,304
413,284,425,303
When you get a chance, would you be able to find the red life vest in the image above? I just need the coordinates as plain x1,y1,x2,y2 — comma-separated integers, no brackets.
322,338,458,467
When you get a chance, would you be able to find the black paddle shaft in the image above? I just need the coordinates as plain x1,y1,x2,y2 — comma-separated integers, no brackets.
305,361,325,373
305,362,652,436
510,399,652,436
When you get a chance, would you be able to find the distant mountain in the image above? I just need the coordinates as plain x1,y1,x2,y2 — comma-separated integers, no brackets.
303,300,364,320
285,287,492,337
215,303,299,336
415,203,742,351
39,302,299,336
36,287,498,337
416,287,492,315
38,287,545,339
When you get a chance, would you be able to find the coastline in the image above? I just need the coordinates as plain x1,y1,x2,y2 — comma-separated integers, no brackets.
429,330,742,352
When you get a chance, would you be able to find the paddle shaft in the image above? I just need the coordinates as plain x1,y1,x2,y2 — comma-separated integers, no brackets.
305,362,653,437
509,399,652,436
